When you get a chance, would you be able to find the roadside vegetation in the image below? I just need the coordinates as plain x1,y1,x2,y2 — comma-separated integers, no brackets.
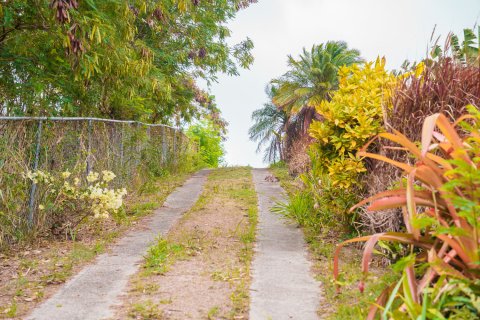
115,167,258,319
0,172,191,318
1,1,242,317
256,28,480,319
0,114,227,318
1,0,250,251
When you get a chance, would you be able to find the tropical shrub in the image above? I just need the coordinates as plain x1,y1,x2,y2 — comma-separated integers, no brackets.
334,105,480,319
309,58,396,189
301,153,359,231
364,44,480,234
273,152,359,233
389,57,480,145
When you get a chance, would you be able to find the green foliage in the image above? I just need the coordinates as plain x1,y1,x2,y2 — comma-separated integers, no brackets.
186,120,225,168
0,0,255,123
128,299,164,319
309,58,396,189
272,157,359,232
301,171,359,232
251,41,363,172
144,237,185,275
335,105,480,319
266,41,363,163
273,190,315,228
431,27,480,65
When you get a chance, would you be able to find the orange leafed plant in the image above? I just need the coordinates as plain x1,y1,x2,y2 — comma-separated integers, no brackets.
334,105,480,319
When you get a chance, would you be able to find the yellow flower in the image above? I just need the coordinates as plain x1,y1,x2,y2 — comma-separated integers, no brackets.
62,171,71,179
87,172,99,183
38,204,45,210
101,171,116,183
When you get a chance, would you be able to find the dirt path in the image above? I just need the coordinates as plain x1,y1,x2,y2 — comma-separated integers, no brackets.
26,170,209,320
112,167,258,320
250,169,321,320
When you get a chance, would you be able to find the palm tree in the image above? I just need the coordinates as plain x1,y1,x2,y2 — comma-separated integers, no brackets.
272,41,363,131
249,87,288,163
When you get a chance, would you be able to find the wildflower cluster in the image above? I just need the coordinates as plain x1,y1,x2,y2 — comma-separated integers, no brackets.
26,170,54,184
26,169,127,220
88,184,127,219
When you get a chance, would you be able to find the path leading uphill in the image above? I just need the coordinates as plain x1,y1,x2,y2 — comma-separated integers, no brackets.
250,169,321,320
25,168,321,320
27,170,209,320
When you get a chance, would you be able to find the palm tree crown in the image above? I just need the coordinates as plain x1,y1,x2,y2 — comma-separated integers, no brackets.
249,86,288,162
273,41,363,115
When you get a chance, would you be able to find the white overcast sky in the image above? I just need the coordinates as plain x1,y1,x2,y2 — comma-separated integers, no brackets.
200,0,480,168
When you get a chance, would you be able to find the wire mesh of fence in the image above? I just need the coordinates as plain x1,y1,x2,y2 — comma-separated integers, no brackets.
0,117,196,247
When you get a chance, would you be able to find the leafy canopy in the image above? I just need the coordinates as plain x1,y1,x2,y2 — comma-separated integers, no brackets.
0,0,256,123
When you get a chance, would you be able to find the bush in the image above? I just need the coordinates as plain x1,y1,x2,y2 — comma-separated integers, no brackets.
366,45,480,230
334,105,480,319
273,154,359,233
309,58,396,189
303,152,362,232
25,169,127,236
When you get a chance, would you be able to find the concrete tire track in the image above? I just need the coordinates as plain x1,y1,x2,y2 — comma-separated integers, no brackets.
250,168,321,320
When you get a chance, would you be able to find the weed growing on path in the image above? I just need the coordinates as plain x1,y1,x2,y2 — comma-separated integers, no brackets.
144,238,186,275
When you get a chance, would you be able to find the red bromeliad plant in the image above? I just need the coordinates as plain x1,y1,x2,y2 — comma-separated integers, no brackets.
334,105,480,319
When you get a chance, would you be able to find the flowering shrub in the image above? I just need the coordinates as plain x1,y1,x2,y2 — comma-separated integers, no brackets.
26,169,127,230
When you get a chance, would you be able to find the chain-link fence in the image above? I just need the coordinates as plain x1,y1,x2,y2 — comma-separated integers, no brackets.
0,117,196,244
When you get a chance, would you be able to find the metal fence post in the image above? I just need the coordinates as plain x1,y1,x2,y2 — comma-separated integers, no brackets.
28,120,43,228
162,126,167,165
86,119,92,175
135,123,141,168
120,124,124,167
145,126,150,152
173,130,177,166
178,132,183,161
